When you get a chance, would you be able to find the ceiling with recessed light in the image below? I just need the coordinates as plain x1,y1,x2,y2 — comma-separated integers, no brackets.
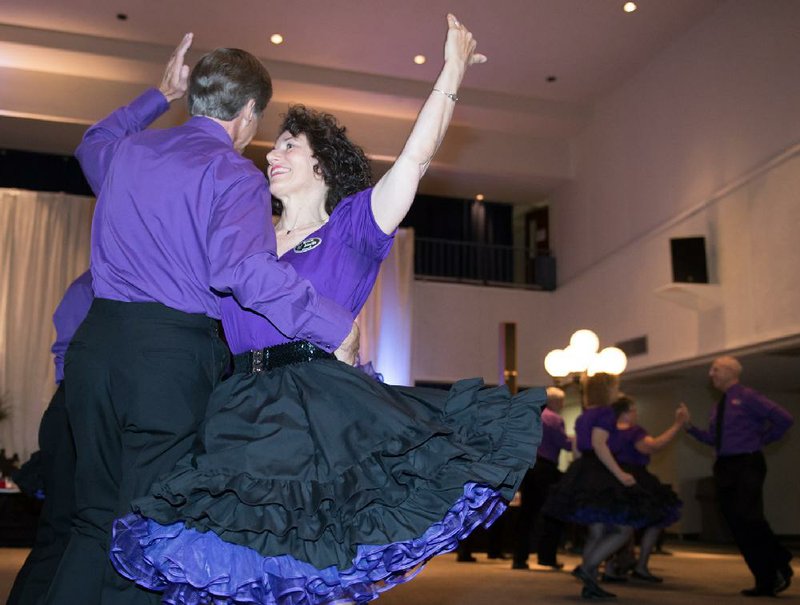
0,0,725,204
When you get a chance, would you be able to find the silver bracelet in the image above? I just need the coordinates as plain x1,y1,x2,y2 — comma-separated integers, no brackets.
432,88,458,102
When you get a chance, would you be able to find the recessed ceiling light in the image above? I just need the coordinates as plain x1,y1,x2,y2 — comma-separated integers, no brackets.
270,33,284,45
475,194,485,201
623,2,637,13
413,55,426,65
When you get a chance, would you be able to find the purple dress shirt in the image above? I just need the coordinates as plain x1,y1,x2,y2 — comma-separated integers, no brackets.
608,425,650,467
537,407,573,463
686,383,794,456
221,188,393,354
575,406,617,453
77,88,350,352
51,270,94,384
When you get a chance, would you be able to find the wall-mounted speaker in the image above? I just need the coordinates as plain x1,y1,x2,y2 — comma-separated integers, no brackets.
670,237,709,284
534,254,556,291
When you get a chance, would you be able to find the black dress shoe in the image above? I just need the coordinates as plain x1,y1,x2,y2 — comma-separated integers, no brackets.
512,561,529,570
631,569,663,583
777,564,793,594
581,584,617,600
740,586,777,597
456,554,477,563
574,566,616,600
538,560,564,570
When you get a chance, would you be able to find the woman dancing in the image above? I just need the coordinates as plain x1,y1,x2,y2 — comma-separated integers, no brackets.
543,374,675,600
110,14,544,605
604,396,686,583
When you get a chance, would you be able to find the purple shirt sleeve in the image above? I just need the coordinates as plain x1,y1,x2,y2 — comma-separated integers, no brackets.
51,271,94,383
686,422,715,446
746,387,794,445
343,191,395,260
76,88,169,195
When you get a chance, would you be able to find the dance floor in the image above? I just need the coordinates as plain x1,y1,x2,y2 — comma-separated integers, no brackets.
1,543,797,604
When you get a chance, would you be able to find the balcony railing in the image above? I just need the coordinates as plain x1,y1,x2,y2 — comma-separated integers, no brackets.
414,237,552,290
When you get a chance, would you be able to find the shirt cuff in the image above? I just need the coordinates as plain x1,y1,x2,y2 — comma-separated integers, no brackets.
297,297,353,353
134,88,171,126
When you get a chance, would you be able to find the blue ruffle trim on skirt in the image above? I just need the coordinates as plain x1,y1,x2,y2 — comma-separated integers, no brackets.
111,482,506,605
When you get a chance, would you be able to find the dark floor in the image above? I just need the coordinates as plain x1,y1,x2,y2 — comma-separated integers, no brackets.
1,543,797,604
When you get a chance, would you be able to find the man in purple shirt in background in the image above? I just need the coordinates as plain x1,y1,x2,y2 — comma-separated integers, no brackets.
685,355,794,597
45,36,356,605
8,271,93,605
512,386,573,570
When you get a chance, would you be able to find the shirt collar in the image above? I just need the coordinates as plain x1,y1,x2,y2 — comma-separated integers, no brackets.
725,382,744,397
186,116,234,146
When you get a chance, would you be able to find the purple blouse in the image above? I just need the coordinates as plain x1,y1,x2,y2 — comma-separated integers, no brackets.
221,188,394,354
537,408,573,463
608,425,650,467
77,88,351,352
51,271,94,383
575,406,616,453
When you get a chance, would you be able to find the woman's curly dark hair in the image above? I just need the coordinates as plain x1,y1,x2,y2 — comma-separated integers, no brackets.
271,105,372,216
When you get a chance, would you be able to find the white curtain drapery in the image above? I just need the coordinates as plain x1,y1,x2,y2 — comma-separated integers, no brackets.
357,228,415,386
0,188,94,462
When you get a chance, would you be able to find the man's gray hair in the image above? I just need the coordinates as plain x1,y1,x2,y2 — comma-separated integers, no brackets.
188,48,272,120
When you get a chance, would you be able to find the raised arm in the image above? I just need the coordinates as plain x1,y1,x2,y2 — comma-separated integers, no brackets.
683,402,715,445
76,33,193,193
636,403,689,455
371,14,487,234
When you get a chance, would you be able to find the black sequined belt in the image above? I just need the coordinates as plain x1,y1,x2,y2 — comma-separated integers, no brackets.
232,341,334,374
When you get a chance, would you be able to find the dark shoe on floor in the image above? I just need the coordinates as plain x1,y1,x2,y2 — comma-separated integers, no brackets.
538,560,565,570
574,566,616,600
740,586,777,597
631,569,663,583
511,561,529,570
572,565,596,585
456,554,477,563
581,584,617,600
776,564,793,594
601,572,629,583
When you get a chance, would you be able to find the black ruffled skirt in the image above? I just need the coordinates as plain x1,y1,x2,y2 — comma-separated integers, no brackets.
111,358,544,604
542,452,681,529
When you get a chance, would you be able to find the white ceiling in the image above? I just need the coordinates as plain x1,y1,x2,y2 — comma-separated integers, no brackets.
0,0,726,203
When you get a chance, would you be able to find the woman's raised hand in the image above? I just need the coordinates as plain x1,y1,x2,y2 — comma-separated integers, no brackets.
444,14,487,72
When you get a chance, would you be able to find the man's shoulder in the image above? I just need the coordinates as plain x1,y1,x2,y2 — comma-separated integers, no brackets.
541,407,564,425
132,124,265,181
732,383,761,401
212,151,265,185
